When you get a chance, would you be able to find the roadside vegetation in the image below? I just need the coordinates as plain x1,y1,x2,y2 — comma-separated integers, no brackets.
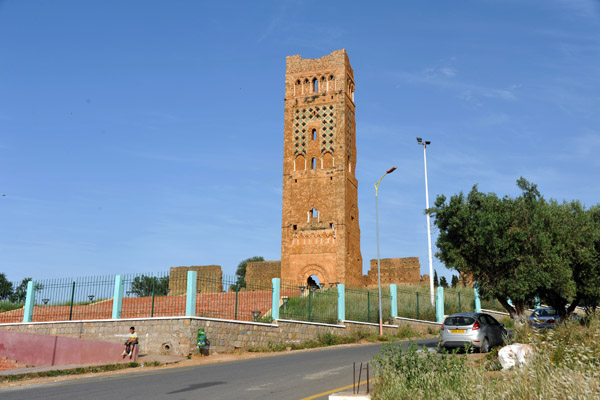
372,314,600,399
0,361,163,383
247,325,427,353
278,284,501,325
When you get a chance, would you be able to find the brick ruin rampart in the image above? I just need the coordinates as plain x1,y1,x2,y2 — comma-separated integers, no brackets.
168,265,223,294
241,257,423,288
363,257,422,287
245,261,281,289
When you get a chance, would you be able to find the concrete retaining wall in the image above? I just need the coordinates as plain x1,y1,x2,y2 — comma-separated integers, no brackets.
393,316,442,335
0,315,441,358
0,329,137,367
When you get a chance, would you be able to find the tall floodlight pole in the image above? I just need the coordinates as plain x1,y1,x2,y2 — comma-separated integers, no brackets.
417,137,435,306
375,166,397,336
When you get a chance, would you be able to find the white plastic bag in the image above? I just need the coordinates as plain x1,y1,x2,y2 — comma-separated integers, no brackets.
498,343,534,369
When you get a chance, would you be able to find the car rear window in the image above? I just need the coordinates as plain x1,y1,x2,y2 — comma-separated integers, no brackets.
444,316,475,326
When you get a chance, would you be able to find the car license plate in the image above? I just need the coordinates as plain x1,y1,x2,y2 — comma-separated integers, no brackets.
450,329,465,333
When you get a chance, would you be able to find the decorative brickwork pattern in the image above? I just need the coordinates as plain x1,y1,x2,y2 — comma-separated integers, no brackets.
346,106,354,165
293,105,336,156
281,49,362,287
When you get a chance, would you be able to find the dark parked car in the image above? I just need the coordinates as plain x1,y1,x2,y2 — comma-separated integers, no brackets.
527,307,582,329
439,312,507,353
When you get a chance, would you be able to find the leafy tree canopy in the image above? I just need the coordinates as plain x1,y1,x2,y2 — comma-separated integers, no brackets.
439,276,449,288
430,177,598,320
0,273,13,301
451,275,459,288
130,275,169,297
233,256,264,290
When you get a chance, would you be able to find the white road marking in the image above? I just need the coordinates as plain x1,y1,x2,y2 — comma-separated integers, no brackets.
247,382,273,391
303,366,347,380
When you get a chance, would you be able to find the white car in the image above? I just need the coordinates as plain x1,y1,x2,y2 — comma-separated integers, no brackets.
439,312,507,353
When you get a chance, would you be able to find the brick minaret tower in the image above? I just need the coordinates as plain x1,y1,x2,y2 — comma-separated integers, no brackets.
281,49,363,287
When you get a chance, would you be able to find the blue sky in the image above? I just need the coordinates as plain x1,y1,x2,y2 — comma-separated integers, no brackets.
1,0,599,283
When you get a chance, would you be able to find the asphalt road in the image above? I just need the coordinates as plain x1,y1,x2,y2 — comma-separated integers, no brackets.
0,337,439,400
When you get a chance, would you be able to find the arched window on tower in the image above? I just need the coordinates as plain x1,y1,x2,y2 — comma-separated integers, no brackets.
313,78,318,92
312,129,317,141
309,207,319,222
311,157,316,169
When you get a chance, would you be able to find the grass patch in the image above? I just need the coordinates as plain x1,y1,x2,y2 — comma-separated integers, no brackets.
247,326,422,353
0,301,24,313
372,314,600,399
278,284,501,325
0,362,141,383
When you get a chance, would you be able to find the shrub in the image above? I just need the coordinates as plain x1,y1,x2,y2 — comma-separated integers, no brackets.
372,314,600,399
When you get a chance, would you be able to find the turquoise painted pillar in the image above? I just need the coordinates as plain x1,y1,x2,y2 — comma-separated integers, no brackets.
436,286,445,323
390,284,398,318
474,285,481,313
507,297,514,307
112,275,124,319
22,280,36,323
271,278,280,321
186,271,198,316
337,284,345,322
534,296,540,308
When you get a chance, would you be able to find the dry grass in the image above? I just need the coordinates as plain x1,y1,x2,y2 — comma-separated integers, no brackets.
372,313,600,399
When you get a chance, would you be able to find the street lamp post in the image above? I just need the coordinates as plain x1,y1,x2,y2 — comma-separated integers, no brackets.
416,137,435,306
375,166,397,336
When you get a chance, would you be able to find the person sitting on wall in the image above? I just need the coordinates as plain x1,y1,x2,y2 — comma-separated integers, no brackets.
122,326,138,357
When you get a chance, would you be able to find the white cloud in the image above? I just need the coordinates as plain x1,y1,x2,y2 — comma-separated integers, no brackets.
440,67,456,77
392,68,518,104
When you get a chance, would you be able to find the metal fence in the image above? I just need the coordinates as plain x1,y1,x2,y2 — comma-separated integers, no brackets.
194,273,273,322
444,288,476,315
121,272,184,319
279,280,338,324
396,286,436,322
0,279,26,323
346,287,392,324
0,271,495,325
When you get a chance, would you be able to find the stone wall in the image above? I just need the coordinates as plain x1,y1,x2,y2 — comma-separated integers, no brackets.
363,257,421,286
0,315,436,357
169,265,223,294
393,316,441,335
245,261,281,289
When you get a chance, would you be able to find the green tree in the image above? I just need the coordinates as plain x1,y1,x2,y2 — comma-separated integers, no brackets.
439,276,449,288
130,275,169,297
433,270,439,287
232,256,264,290
430,178,577,320
0,273,13,301
543,201,600,316
451,275,459,288
10,278,33,303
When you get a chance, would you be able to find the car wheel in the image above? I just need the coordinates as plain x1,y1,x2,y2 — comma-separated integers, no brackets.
480,337,490,353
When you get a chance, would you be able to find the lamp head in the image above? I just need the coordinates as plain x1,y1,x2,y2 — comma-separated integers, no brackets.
386,166,397,174
425,141,431,145
416,137,422,144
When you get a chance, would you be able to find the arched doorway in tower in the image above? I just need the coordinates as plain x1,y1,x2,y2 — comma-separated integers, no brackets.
307,274,320,290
